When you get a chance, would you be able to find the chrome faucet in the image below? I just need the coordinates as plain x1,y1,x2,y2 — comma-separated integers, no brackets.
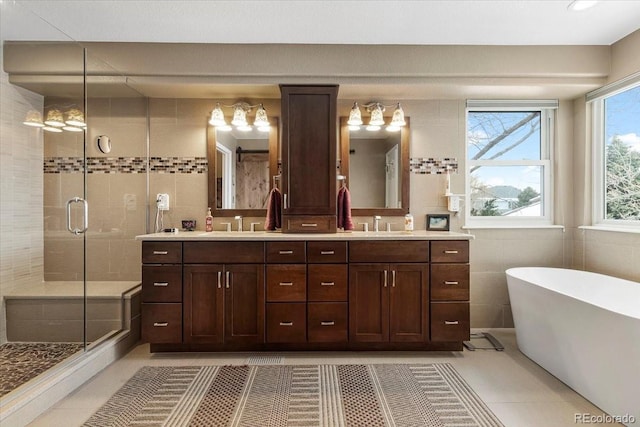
234,215,243,232
373,215,381,232
250,222,261,232
221,222,232,232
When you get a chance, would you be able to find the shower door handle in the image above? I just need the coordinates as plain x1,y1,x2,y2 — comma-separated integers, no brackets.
66,197,89,235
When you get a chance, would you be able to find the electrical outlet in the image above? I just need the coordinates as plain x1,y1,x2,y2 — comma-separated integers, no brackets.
157,193,170,211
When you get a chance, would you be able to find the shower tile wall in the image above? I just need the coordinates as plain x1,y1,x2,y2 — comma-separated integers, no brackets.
0,65,44,344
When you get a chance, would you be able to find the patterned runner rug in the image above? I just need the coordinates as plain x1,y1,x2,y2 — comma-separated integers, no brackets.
84,363,503,427
0,342,83,397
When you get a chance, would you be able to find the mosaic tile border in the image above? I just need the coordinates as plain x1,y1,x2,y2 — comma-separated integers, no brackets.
44,157,208,174
44,156,454,175
410,157,458,174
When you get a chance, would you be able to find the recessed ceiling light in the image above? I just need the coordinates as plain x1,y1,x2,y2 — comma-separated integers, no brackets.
568,0,598,11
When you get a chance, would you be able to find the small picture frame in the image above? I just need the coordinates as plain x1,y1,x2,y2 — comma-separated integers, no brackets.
426,214,450,231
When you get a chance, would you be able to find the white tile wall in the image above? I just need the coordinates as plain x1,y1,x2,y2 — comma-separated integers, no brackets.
0,59,45,344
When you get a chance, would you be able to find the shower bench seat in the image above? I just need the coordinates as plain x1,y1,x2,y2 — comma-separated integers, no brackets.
4,281,141,343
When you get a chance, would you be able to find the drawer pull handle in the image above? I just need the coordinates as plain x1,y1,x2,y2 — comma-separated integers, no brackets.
279,321,293,326
153,251,168,255
320,282,335,286
279,250,294,255
153,282,169,287
320,250,335,255
320,321,335,326
444,250,459,254
444,321,460,325
279,282,293,286
153,322,169,327
444,281,459,285
301,223,318,227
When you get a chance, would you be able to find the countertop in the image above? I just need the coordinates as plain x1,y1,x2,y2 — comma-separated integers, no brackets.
135,230,474,241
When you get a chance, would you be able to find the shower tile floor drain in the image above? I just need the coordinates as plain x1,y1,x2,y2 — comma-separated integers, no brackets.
245,355,284,365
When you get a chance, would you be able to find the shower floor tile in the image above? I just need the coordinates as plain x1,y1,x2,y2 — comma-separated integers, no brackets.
0,342,83,397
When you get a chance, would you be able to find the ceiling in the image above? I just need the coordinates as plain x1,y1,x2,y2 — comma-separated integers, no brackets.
2,1,639,101
2,0,640,46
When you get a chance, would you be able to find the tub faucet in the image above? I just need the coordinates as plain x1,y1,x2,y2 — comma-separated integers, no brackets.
373,215,381,232
234,215,243,232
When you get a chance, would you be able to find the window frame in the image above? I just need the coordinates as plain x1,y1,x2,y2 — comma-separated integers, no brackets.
590,78,640,228
464,102,555,227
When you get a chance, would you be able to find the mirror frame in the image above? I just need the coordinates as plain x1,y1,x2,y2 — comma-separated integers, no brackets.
339,116,410,216
207,118,279,217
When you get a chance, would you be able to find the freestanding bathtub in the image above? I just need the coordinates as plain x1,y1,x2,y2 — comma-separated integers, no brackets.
506,267,639,426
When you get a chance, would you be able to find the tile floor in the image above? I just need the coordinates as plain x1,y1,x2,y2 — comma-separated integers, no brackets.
28,329,622,426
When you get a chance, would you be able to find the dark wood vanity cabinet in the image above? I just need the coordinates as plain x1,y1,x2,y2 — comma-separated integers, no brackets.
280,85,338,233
183,242,265,345
349,241,430,344
141,242,183,344
142,239,469,352
429,241,471,342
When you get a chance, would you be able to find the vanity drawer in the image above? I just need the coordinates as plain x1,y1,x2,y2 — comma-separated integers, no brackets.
349,241,429,263
430,264,470,301
266,303,306,343
266,265,307,302
430,241,469,263
430,302,470,342
308,302,348,342
142,242,182,264
142,265,183,303
307,241,347,263
266,241,306,263
183,242,264,263
142,303,182,343
283,215,337,233
307,264,348,301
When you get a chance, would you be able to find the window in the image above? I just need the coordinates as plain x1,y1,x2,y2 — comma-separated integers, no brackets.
590,79,640,226
465,100,556,226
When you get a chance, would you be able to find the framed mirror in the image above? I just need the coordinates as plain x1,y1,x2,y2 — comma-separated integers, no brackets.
207,119,279,217
339,116,410,216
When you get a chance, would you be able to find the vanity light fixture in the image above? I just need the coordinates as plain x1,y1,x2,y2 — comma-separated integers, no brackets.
23,110,45,127
44,108,65,127
209,101,270,132
23,105,86,132
348,101,407,131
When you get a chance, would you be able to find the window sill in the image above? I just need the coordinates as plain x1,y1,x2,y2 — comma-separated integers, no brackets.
578,225,640,235
462,224,565,230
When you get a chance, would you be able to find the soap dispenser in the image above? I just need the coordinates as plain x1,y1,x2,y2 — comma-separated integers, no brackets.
205,207,213,232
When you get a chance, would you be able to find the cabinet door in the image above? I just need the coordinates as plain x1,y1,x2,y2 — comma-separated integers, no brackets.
281,85,337,216
184,265,224,344
349,264,389,342
389,264,428,343
224,264,265,345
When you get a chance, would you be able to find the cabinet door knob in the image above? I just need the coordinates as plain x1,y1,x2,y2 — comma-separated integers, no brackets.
444,281,459,285
153,322,169,327
320,282,335,286
153,282,169,287
279,282,294,286
279,321,293,326
320,321,335,326
444,321,460,325
152,250,168,255
320,250,335,255
444,250,459,254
